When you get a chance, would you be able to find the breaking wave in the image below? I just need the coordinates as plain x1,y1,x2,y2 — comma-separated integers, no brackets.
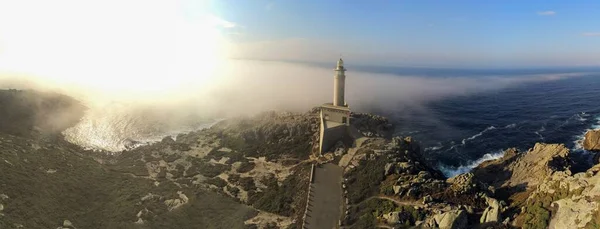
438,150,505,178
571,116,600,152
461,126,496,145
63,102,221,152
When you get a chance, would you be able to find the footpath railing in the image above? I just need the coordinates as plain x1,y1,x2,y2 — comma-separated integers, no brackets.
301,163,316,229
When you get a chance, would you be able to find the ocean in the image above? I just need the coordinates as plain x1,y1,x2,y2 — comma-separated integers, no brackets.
377,67,600,177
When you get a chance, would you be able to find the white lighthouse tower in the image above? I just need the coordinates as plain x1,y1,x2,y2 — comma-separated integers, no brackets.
333,58,346,107
318,58,352,154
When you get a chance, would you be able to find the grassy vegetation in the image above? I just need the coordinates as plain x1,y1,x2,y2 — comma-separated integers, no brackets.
227,186,240,197
347,198,425,229
238,177,257,192
206,148,248,164
220,134,312,161
228,174,241,183
248,163,310,221
519,182,584,229
186,159,231,178
147,189,257,229
213,115,317,161
237,161,256,173
205,177,228,188
380,174,400,196
346,152,387,203
0,132,256,229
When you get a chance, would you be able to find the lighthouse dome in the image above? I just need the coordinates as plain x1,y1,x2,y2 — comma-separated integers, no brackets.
337,58,344,67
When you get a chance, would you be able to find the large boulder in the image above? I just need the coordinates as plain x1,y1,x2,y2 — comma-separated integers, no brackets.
447,173,478,195
422,210,468,229
383,211,400,224
472,143,571,191
530,169,600,229
350,113,393,137
480,197,502,223
583,130,600,151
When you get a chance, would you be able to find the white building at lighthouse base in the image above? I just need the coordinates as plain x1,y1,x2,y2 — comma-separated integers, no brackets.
318,104,351,154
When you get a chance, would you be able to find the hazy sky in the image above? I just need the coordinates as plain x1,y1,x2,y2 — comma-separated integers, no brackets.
0,0,599,78
214,0,600,67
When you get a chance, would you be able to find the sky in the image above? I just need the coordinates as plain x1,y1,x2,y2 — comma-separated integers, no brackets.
212,0,600,67
1,0,599,90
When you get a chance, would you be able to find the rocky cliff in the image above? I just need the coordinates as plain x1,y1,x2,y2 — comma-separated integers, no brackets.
584,129,600,152
1,89,600,229
0,90,321,229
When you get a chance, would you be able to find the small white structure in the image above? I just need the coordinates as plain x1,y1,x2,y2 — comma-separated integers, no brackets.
319,58,351,154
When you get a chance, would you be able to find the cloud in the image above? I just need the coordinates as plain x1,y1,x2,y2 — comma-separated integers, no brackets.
582,32,600,37
208,14,236,28
537,11,556,16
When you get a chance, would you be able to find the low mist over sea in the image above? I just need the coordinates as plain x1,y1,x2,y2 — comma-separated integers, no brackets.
4,60,598,176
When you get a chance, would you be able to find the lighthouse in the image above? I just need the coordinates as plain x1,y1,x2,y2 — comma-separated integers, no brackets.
333,58,346,107
318,58,352,155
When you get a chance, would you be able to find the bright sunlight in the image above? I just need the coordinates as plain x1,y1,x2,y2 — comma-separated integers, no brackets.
0,0,229,99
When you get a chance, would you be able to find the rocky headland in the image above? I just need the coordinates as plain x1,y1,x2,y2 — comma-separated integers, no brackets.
1,89,600,229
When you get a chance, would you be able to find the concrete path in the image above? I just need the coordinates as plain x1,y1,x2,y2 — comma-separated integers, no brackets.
305,163,343,229
338,126,367,168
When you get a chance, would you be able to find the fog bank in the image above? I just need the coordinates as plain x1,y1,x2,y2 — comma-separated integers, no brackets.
0,60,591,151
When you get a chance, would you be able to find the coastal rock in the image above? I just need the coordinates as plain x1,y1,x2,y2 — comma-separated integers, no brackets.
333,141,346,156
350,113,393,138
163,191,189,211
61,220,75,229
447,172,478,195
383,211,400,224
550,198,598,229
583,130,600,151
525,166,600,229
472,143,570,190
423,210,468,229
384,163,394,176
480,196,501,223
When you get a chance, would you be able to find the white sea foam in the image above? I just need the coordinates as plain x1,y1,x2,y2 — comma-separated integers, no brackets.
63,106,222,152
461,126,496,145
534,131,545,141
571,116,600,152
438,150,505,178
425,143,443,151
504,123,517,128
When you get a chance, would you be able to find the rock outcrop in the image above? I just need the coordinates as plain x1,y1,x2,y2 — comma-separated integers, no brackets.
447,173,479,195
583,129,600,151
350,113,393,138
383,211,401,224
519,168,600,229
480,196,502,223
422,209,468,229
472,143,571,191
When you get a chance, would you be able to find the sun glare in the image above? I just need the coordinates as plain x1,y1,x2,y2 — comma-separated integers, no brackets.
0,0,229,100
